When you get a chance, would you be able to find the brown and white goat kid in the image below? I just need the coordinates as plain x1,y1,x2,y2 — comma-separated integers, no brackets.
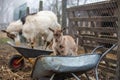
49,28,78,56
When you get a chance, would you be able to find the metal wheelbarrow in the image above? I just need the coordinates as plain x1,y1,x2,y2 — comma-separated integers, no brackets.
31,43,117,80
7,41,53,71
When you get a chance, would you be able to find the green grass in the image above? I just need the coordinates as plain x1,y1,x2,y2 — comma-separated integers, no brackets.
0,38,10,44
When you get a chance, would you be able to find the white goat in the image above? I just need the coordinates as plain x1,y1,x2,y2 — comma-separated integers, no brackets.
1,20,23,45
49,28,78,56
22,11,61,49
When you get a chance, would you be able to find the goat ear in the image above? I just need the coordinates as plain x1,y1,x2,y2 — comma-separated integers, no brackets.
1,30,7,33
49,28,54,32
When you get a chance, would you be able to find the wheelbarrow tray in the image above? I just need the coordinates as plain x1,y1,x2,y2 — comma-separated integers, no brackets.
31,54,101,79
7,41,53,58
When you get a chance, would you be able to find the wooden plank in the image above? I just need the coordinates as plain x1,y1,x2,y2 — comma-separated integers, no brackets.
116,0,120,79
39,1,43,11
67,1,117,11
62,0,67,33
103,58,116,64
79,34,117,38
69,16,118,22
78,27,117,33
99,65,116,74
82,44,117,54
81,36,118,44
100,63,116,69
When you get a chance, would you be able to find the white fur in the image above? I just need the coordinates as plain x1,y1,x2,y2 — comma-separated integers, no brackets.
22,11,61,48
5,20,23,43
6,20,22,32
51,29,78,56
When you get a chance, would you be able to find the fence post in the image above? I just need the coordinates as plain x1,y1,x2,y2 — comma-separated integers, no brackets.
62,0,67,34
39,0,43,11
116,0,120,79
26,7,29,15
38,0,43,46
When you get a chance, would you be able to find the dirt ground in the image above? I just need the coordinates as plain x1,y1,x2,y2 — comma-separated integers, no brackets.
0,32,33,80
0,33,93,80
0,32,115,80
0,39,101,80
0,43,33,80
0,43,93,80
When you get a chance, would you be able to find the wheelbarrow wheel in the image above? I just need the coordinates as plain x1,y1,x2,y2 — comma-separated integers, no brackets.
8,55,25,72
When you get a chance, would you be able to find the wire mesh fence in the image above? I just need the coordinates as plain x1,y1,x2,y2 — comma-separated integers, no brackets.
66,0,118,79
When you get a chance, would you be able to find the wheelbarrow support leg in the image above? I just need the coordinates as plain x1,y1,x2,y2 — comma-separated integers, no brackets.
16,56,24,64
85,73,90,80
95,68,99,80
50,73,55,80
71,73,81,80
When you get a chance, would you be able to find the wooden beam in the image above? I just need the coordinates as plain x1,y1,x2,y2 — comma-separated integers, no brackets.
100,63,116,69
81,36,117,44
79,34,117,39
103,58,116,64
26,7,29,15
116,0,120,79
62,0,67,33
39,1,43,11
99,65,116,74
69,16,118,22
82,44,117,54
78,27,117,33
67,1,117,11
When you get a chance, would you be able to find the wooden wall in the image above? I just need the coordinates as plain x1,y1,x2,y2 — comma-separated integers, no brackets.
66,0,118,79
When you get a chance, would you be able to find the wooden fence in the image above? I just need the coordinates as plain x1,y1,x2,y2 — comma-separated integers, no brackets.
66,0,119,79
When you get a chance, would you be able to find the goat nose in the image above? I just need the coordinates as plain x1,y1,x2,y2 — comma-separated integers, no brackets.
54,34,58,36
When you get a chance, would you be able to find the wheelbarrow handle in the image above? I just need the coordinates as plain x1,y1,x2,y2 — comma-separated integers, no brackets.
91,46,104,54
95,43,117,80
96,43,117,67
91,43,117,55
100,43,117,60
